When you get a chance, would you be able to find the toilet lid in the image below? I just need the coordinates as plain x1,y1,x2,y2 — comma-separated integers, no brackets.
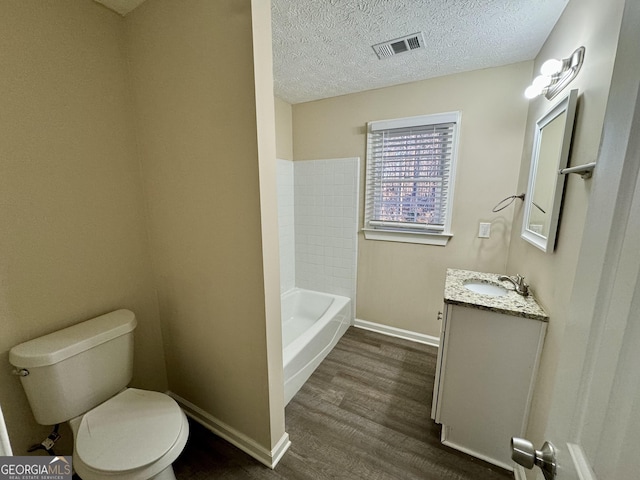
76,388,184,473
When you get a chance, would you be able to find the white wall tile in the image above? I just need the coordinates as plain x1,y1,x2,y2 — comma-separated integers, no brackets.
278,157,359,314
294,158,359,309
276,159,295,294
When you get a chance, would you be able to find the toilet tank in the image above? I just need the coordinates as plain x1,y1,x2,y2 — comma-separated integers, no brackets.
9,309,137,425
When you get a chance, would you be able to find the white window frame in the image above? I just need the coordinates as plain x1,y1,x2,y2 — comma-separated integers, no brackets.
363,111,461,246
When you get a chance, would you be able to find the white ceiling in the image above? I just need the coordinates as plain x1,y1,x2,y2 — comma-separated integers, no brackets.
95,0,569,104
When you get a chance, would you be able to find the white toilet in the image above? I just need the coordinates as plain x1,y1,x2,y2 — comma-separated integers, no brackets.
9,309,189,480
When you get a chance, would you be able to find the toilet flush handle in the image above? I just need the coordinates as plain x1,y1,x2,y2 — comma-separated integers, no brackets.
11,368,29,377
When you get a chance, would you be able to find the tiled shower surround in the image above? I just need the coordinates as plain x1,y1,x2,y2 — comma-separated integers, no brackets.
276,158,359,305
277,159,295,293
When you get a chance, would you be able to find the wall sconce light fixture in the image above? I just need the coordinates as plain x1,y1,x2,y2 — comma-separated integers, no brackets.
524,46,585,100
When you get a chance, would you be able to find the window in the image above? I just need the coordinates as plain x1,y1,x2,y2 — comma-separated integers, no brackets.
363,112,460,246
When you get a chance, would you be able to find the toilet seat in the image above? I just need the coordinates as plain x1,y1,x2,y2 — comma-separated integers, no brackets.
76,388,186,473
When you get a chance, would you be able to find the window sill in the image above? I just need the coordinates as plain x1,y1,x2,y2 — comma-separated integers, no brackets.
362,228,453,246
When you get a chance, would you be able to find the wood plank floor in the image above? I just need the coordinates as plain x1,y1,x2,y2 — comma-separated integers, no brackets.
174,327,514,479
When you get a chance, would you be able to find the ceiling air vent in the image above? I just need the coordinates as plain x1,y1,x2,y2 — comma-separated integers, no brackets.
372,32,425,59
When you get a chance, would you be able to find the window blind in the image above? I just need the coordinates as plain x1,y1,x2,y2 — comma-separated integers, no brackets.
365,117,457,233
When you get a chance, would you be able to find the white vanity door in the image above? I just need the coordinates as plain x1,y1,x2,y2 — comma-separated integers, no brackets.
434,304,546,470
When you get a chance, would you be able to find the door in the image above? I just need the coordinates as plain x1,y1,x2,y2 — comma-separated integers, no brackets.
532,2,640,478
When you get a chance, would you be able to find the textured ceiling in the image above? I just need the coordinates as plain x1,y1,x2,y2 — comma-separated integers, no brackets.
272,0,569,104
94,0,146,16
94,0,569,105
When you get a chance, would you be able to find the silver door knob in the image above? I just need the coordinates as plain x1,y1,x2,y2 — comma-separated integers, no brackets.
511,437,557,480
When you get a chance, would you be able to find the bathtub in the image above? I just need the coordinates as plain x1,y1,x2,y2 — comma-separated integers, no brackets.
282,288,351,405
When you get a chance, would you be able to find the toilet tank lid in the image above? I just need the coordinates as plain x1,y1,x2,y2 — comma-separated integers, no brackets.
9,310,137,368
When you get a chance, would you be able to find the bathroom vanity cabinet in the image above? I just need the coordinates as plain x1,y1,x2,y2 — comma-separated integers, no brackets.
431,269,548,471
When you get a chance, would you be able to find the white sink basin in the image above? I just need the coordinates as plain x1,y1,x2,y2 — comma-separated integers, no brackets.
463,280,508,297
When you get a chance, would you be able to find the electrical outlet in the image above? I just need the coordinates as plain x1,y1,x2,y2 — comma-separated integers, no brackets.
478,222,491,238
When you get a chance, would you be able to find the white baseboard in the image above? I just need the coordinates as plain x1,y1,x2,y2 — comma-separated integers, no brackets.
168,391,291,469
354,318,439,347
513,464,527,480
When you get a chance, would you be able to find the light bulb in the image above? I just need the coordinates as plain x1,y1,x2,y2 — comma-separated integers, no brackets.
541,58,564,76
524,84,542,99
532,75,552,89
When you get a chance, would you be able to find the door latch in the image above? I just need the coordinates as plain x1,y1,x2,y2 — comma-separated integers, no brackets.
511,437,557,480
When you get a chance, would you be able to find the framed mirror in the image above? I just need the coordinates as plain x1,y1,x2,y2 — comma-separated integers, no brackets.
522,89,578,252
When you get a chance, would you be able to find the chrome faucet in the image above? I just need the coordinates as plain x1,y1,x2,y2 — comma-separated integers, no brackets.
499,274,529,296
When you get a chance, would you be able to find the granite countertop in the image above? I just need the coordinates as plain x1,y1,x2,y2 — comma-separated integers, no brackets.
444,268,548,321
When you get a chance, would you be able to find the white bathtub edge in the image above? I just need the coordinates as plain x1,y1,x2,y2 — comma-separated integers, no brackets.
354,318,440,347
282,291,350,365
167,391,291,469
283,295,351,405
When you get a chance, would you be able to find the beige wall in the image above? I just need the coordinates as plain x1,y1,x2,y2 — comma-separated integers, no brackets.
125,0,284,450
293,63,532,336
0,1,166,455
251,0,287,447
1,0,622,468
274,96,293,160
506,0,626,463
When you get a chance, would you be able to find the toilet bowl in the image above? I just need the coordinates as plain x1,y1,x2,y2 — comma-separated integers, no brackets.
9,310,189,480
70,389,189,480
